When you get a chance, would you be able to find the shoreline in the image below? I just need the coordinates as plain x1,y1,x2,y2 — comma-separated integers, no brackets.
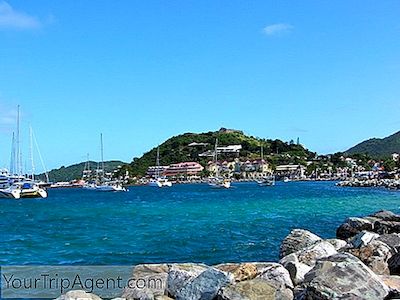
337,178,400,190
54,210,400,300
48,178,342,189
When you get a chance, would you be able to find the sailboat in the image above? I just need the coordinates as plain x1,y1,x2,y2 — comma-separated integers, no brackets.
0,107,48,199
92,134,127,192
208,138,231,189
148,147,172,187
256,144,275,187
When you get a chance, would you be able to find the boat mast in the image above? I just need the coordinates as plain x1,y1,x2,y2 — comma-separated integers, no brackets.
261,144,264,161
100,133,105,181
16,105,22,176
31,128,49,183
9,132,15,174
156,146,160,179
29,126,35,180
214,138,219,178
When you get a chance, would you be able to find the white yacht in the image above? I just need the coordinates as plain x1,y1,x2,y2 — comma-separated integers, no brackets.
95,182,127,192
87,134,127,192
208,177,231,189
0,181,47,199
148,147,172,188
148,176,172,188
257,175,275,187
256,145,275,187
208,138,231,189
0,169,11,189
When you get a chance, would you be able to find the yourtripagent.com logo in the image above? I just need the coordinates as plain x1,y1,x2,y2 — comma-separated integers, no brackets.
1,266,165,298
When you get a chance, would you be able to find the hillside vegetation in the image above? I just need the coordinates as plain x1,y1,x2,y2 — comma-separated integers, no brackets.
128,129,315,176
38,160,126,182
346,131,400,158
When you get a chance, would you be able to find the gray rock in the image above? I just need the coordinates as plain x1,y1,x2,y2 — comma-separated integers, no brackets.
279,254,312,286
215,262,294,293
166,263,208,298
176,267,232,300
388,252,400,275
301,253,389,299
213,263,258,282
370,210,400,222
326,238,347,251
218,278,293,300
154,296,174,300
376,233,400,253
280,241,337,285
55,290,102,300
336,217,373,239
279,229,322,259
380,275,400,298
374,220,400,235
257,263,294,289
281,241,337,267
349,240,392,275
349,230,380,248
122,264,168,300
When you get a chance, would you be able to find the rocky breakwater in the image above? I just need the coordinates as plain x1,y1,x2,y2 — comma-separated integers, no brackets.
56,210,400,300
337,178,400,190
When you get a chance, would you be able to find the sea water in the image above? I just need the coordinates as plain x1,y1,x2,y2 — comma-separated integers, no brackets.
1,181,399,266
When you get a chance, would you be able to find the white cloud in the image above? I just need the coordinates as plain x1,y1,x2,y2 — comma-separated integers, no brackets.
263,23,293,36
0,1,41,30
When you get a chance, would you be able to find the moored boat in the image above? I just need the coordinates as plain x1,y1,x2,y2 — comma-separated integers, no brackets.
257,175,275,187
207,138,231,189
148,147,172,188
208,177,231,189
0,181,47,199
84,134,127,192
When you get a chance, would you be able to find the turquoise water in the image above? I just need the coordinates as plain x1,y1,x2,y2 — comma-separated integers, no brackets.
1,182,400,266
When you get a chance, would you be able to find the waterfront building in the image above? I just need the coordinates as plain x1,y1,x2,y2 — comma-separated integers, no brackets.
146,166,169,178
164,162,204,177
188,142,209,147
199,145,242,157
275,164,306,179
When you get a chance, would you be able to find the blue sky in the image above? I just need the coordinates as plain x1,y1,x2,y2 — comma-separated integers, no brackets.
0,1,399,170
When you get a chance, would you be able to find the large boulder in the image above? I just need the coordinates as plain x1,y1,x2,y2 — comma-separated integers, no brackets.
370,210,400,222
175,267,232,300
214,262,293,290
349,240,392,275
257,263,294,290
280,241,337,285
217,279,293,300
374,220,400,235
349,231,380,248
55,290,102,300
388,252,400,275
214,263,258,282
166,263,208,298
376,233,400,253
336,217,373,240
380,275,400,298
300,253,389,299
122,264,169,300
279,255,312,286
279,229,322,259
326,239,347,251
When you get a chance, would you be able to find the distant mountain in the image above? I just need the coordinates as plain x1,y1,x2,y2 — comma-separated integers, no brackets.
38,160,126,182
346,131,400,158
129,128,315,176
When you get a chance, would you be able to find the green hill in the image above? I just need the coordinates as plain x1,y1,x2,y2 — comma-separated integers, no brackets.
129,128,315,176
346,131,400,158
38,160,126,182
